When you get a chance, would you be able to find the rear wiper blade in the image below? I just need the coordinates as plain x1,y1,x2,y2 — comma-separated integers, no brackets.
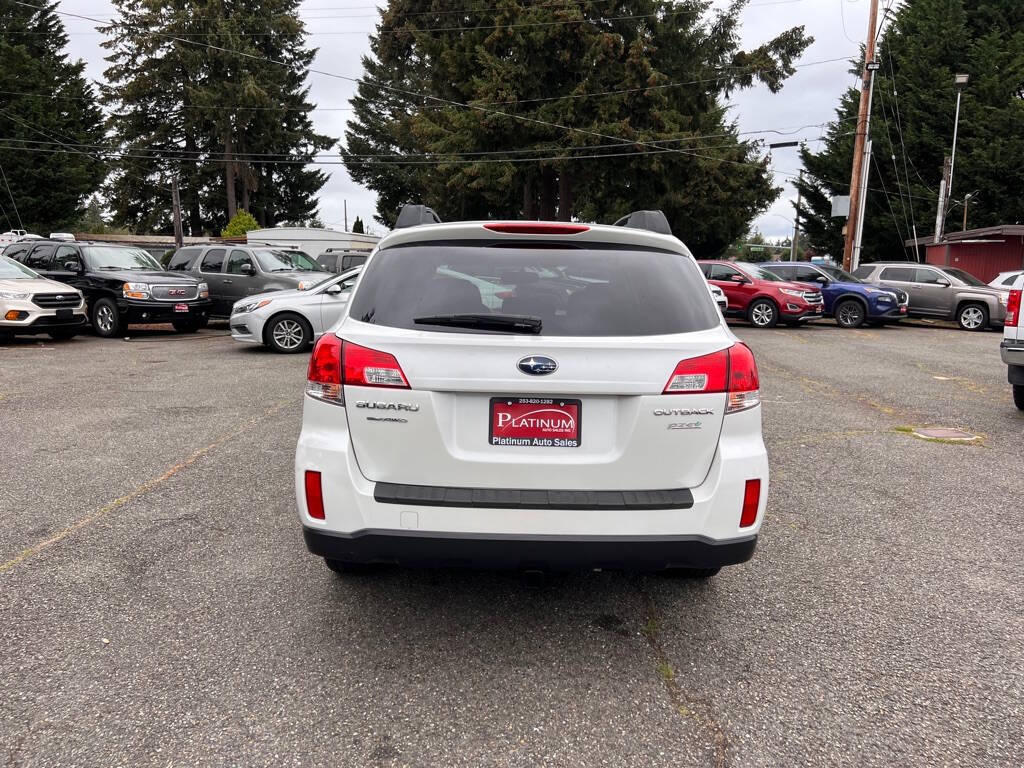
413,313,542,334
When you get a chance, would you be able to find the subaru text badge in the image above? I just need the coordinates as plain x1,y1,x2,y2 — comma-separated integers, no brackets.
517,355,558,376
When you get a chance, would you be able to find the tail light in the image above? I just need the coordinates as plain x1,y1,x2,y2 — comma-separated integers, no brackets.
1006,289,1021,327
740,479,761,527
663,343,760,413
342,341,409,388
306,334,344,405
304,470,325,520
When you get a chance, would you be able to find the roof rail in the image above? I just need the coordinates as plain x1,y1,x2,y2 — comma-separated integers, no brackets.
612,210,672,236
394,204,442,229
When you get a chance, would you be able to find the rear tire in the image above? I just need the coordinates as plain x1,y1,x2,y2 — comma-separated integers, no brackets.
957,302,988,331
1014,385,1024,411
747,299,778,328
90,298,121,338
172,320,199,333
265,313,311,353
324,558,375,575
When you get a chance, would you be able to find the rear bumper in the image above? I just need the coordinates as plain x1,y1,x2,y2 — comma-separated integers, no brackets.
1001,340,1024,371
302,527,757,570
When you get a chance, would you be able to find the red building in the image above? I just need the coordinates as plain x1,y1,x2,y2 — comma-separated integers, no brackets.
905,226,1024,283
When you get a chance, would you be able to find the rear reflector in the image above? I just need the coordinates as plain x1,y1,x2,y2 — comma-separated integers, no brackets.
305,334,344,405
663,343,760,413
740,479,761,528
305,470,325,520
342,341,409,388
483,222,590,235
1006,289,1021,327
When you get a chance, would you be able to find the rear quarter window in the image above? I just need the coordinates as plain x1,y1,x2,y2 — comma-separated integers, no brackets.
348,244,719,336
167,247,201,271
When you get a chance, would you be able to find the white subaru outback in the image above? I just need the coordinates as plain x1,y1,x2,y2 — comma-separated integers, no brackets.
294,208,768,575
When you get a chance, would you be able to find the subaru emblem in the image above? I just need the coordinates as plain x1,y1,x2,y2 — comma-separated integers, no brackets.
517,355,558,376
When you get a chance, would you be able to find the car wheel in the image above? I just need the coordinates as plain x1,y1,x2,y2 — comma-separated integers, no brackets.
172,320,199,333
1014,385,1024,411
957,303,988,331
747,299,778,328
48,330,77,340
835,299,866,328
265,313,311,353
91,298,121,338
324,558,375,574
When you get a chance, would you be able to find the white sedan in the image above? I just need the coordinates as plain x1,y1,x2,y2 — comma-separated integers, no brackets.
230,268,360,353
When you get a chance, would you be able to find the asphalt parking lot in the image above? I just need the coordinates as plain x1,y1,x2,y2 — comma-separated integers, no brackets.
2,320,1022,767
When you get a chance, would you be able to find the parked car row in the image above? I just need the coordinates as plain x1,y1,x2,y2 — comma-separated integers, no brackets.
698,258,1010,332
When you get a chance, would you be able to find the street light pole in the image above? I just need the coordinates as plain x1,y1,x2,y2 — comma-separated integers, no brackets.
850,62,880,273
791,170,802,261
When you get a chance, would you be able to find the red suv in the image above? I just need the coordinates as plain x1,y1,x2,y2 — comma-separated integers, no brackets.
699,260,824,328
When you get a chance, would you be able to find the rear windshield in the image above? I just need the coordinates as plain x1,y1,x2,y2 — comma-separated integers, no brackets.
347,244,719,336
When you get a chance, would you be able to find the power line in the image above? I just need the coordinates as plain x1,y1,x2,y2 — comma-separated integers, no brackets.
23,0,820,170
0,161,24,230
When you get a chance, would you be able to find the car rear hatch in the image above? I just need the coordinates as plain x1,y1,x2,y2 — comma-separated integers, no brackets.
336,233,733,491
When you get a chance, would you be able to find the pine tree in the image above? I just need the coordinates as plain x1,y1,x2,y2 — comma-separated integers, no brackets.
101,0,333,234
0,2,106,234
343,0,811,254
797,0,1024,262
352,215,365,233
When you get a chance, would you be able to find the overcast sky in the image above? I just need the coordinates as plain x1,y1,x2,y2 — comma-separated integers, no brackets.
58,0,871,239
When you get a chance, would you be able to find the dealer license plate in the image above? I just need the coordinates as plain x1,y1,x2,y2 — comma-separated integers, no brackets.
489,397,581,448
174,303,189,313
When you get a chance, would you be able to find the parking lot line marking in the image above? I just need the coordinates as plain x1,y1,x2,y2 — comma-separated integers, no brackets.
0,401,290,576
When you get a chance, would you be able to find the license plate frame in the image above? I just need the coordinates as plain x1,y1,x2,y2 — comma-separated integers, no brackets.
174,303,189,313
489,397,582,448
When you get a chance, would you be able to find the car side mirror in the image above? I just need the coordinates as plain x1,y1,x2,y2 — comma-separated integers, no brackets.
240,263,255,276
815,275,830,284
729,274,748,283
324,283,344,295
64,260,81,272
936,278,950,287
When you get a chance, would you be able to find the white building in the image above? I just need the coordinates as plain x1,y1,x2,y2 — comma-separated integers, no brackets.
245,227,380,257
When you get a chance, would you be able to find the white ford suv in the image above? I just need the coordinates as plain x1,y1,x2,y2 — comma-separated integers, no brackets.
1000,274,1023,409
294,208,769,575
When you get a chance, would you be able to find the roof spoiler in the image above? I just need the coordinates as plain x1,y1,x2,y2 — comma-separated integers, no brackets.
394,204,442,229
612,210,672,236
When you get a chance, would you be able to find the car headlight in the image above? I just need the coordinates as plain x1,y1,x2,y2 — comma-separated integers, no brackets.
233,299,273,314
198,282,209,299
123,282,151,299
0,290,30,300
780,289,806,298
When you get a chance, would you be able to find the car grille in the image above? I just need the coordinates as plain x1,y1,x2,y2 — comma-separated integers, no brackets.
803,291,824,304
32,293,81,308
151,284,199,301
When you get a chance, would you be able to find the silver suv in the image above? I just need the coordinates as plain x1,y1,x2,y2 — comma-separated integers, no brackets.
853,262,1008,331
167,244,330,317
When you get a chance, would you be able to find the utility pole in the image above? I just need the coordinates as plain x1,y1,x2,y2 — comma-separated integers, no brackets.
791,170,802,261
171,178,184,250
933,156,951,242
344,199,348,232
842,0,880,273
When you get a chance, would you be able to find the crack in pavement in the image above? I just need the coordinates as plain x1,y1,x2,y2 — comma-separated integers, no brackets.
0,400,291,575
638,579,729,768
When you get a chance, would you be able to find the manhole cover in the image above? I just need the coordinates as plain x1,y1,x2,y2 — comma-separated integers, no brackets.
912,427,981,442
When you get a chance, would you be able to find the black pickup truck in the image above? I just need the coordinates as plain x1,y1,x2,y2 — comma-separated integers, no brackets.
2,239,212,337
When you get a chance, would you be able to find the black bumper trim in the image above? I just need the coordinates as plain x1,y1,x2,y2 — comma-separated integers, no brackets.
373,482,693,510
303,527,757,570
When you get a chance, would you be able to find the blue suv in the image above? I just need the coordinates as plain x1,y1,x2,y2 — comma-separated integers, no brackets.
762,262,909,328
